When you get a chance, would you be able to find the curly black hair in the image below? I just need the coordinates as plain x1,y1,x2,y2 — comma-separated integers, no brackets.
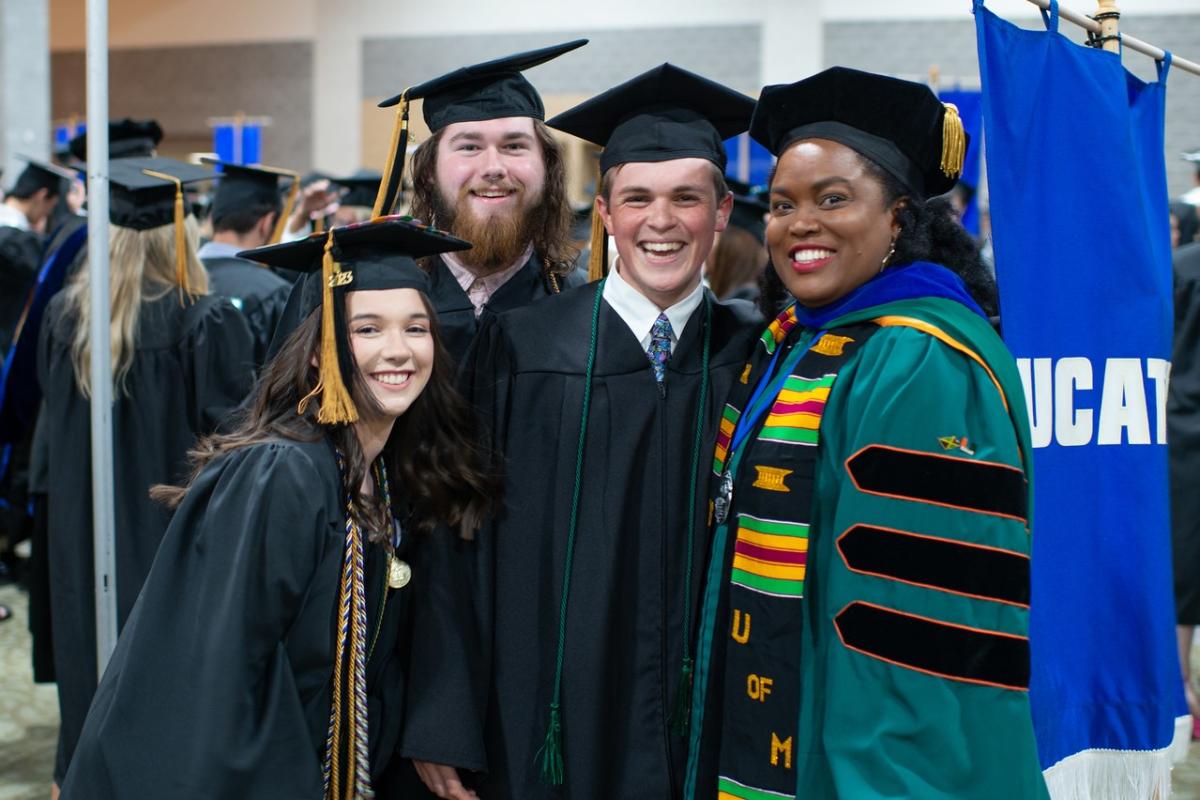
758,153,998,319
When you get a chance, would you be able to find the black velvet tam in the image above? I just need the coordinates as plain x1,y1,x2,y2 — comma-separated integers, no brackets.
107,157,214,230
68,118,163,161
750,66,968,198
546,63,754,173
378,39,587,131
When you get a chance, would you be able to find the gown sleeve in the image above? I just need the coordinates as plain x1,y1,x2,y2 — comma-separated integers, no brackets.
184,297,257,433
811,324,1047,798
60,442,338,800
398,316,515,775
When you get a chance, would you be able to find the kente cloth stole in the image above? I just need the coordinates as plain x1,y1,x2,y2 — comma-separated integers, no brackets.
712,317,878,800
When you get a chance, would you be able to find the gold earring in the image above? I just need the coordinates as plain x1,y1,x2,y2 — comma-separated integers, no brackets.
879,238,897,274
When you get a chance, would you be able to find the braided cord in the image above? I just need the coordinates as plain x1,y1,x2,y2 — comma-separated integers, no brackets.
538,279,606,785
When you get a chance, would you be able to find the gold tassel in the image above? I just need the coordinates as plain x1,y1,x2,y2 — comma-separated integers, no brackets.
269,168,302,244
297,232,359,425
314,216,325,234
373,92,410,218
940,103,966,179
142,168,191,303
587,202,607,282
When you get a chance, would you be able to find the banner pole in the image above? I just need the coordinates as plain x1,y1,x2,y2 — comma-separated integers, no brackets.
1095,0,1121,55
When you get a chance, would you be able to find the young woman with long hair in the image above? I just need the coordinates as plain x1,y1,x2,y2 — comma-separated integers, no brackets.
38,157,256,794
59,216,497,800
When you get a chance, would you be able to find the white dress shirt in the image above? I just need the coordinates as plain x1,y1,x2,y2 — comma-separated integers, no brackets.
0,203,30,231
602,261,705,354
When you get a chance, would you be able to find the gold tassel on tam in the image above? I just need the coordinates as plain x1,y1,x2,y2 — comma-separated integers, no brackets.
297,232,359,425
373,92,410,218
586,203,607,282
268,167,302,244
142,168,191,304
940,103,966,179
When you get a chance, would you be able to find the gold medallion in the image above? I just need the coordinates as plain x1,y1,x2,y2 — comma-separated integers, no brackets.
388,557,411,589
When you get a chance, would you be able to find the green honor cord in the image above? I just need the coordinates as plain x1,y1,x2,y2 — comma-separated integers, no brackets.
538,283,713,784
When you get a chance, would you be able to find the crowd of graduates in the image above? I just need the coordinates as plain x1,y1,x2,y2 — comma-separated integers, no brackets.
0,39,1062,800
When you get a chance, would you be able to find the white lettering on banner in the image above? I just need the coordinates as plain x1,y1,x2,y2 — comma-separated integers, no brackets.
1016,358,1170,449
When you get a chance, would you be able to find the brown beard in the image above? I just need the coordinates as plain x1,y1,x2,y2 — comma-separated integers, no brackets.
434,184,543,274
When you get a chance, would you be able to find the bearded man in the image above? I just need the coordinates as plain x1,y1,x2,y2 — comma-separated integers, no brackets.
379,41,587,363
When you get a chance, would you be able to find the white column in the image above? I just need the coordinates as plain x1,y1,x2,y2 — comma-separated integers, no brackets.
312,2,362,174
0,0,50,179
762,0,824,87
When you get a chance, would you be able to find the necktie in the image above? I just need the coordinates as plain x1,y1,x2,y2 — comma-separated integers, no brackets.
646,312,673,385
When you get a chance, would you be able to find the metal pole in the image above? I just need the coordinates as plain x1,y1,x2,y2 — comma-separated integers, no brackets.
1024,0,1200,77
86,0,117,677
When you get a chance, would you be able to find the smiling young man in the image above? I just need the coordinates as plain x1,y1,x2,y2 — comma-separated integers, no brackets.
376,41,587,365
418,65,759,799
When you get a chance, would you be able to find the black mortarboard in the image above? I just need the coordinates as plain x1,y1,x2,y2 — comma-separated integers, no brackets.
203,158,300,244
242,216,470,424
546,64,755,174
750,67,968,200
330,170,383,209
369,40,587,218
68,118,163,161
8,157,75,198
379,39,587,129
726,178,769,243
108,156,214,296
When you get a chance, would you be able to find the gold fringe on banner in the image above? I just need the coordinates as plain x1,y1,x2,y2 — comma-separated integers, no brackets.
298,232,359,425
373,92,411,218
142,168,192,304
940,103,966,179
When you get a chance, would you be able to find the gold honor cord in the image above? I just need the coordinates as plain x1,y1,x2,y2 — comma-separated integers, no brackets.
373,92,411,218
141,169,192,304
940,103,967,179
298,231,359,425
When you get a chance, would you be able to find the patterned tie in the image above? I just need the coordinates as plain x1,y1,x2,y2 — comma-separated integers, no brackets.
646,312,674,385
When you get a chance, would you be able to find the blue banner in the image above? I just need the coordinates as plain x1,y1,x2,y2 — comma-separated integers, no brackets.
975,0,1182,784
213,122,263,165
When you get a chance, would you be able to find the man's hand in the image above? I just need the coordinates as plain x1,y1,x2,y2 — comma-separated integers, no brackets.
412,761,478,800
285,179,341,237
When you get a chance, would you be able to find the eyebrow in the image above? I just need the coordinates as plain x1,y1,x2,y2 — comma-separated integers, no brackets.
617,184,707,195
447,130,534,145
348,312,430,322
810,176,853,192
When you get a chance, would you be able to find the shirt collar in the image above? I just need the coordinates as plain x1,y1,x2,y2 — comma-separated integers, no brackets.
602,261,705,346
442,244,535,295
0,203,30,231
196,240,244,260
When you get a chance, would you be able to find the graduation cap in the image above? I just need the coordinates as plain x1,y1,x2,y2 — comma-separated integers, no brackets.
725,178,769,243
109,156,214,297
750,66,968,200
240,216,470,425
202,158,300,244
7,156,76,198
369,39,588,219
330,170,382,209
68,118,163,161
546,64,755,280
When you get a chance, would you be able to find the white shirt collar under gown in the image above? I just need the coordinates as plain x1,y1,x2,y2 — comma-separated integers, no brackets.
0,203,31,231
602,261,705,354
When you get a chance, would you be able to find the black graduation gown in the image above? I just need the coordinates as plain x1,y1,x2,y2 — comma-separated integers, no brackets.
203,254,293,367
409,282,757,799
425,252,583,367
0,225,43,354
38,290,256,783
60,437,436,798
1171,241,1200,622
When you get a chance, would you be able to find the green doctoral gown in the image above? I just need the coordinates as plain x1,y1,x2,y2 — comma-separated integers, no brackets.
686,296,1049,799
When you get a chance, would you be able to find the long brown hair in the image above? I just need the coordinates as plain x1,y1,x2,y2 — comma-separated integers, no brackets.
708,226,766,300
152,292,499,539
407,119,578,277
64,218,209,397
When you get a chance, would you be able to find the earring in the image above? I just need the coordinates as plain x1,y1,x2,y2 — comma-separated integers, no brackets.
879,238,897,274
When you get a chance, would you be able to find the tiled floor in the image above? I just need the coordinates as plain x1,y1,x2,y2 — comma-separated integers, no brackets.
1,580,1200,798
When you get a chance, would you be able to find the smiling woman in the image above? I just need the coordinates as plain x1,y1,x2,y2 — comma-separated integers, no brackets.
683,67,1049,800
58,217,499,800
